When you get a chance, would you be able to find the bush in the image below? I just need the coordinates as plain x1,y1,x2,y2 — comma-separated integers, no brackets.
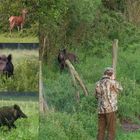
0,49,38,92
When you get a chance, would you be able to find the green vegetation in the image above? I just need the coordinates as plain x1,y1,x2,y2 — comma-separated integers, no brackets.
40,45,140,139
39,0,140,139
0,34,38,43
40,112,140,140
0,0,39,40
0,49,38,92
0,99,38,140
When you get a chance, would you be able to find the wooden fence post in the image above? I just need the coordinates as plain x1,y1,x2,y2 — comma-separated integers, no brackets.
39,60,48,114
112,39,118,78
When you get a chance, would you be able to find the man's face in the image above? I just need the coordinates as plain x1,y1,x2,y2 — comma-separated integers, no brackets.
111,73,115,80
106,71,114,80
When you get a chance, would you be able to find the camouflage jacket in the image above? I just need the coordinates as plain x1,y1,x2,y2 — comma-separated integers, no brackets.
95,75,123,114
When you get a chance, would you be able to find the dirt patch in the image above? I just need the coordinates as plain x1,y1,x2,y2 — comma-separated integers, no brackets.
121,119,140,132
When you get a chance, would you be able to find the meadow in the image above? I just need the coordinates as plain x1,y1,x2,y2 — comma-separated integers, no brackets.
39,0,140,139
0,0,38,43
0,98,38,140
0,34,38,43
0,49,39,92
40,42,140,140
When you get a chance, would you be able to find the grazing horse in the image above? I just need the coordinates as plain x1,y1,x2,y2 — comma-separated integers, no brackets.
9,9,28,34
0,54,14,77
58,48,77,71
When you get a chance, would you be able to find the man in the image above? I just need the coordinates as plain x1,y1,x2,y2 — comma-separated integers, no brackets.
95,67,123,140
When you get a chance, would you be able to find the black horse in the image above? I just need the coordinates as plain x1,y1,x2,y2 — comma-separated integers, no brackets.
58,48,77,71
0,54,14,77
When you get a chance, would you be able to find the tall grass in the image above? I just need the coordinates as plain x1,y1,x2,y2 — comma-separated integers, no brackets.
0,49,39,92
40,42,140,139
0,100,38,140
0,33,38,43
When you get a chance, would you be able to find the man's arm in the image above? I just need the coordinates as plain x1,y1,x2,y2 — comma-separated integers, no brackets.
111,80,123,93
111,74,123,93
116,81,123,92
95,82,101,99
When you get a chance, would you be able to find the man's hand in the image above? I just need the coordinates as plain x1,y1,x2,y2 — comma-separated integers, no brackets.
111,74,115,80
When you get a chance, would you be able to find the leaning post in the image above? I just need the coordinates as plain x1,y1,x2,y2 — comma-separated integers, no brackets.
65,59,88,97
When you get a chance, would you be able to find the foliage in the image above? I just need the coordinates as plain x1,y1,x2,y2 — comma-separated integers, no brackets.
40,111,140,140
0,49,38,92
41,41,140,139
43,45,140,117
0,34,38,43
0,100,38,140
40,112,97,140
101,0,125,11
0,0,39,35
39,0,101,61
40,0,140,64
124,0,140,26
40,0,140,139
101,0,140,26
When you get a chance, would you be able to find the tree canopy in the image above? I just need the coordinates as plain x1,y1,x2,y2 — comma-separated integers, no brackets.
39,0,140,62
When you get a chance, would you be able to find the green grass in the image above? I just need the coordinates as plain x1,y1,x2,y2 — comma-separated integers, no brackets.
40,43,140,139
116,130,140,140
0,49,39,92
0,99,38,140
40,111,140,140
0,33,38,43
